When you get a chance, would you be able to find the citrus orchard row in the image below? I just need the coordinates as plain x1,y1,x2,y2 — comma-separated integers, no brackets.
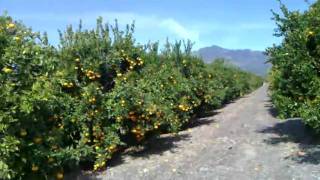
268,1,320,132
0,15,263,179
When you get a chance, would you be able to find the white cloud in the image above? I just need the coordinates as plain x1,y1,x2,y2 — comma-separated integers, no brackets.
10,11,275,50
15,11,200,42
86,13,200,42
159,18,199,41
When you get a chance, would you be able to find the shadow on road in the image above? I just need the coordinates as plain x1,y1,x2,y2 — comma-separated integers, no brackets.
124,134,190,158
264,102,278,118
259,102,320,165
65,134,192,180
101,107,219,170
107,132,194,169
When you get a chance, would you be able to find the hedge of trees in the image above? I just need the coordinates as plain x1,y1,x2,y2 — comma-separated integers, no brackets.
0,14,263,179
268,1,320,131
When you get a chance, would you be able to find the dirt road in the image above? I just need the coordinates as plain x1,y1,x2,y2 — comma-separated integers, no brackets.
69,84,320,180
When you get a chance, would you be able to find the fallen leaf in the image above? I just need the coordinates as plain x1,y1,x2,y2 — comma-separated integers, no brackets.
254,164,262,171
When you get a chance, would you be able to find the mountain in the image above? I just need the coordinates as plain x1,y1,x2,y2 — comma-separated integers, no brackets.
196,45,270,76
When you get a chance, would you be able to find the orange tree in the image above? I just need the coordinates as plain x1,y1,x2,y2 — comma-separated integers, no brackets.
0,14,263,179
267,1,320,131
0,14,66,179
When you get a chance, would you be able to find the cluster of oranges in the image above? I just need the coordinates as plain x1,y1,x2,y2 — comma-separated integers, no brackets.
74,58,101,81
93,138,118,170
62,82,74,88
92,127,104,140
93,144,118,171
93,161,106,171
74,58,82,71
107,144,117,153
128,108,162,122
87,109,99,118
131,126,145,142
168,76,177,84
136,57,144,66
128,111,138,122
153,122,160,129
191,100,200,107
178,104,191,112
2,66,13,73
120,99,126,107
85,70,101,80
125,105,165,141
88,97,96,104
6,23,15,29
120,50,144,70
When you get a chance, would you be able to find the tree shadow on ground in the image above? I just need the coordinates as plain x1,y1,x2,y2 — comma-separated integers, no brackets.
65,134,191,180
122,134,190,158
187,113,218,128
108,115,216,168
259,101,320,165
264,101,278,117
196,110,220,119
65,108,220,179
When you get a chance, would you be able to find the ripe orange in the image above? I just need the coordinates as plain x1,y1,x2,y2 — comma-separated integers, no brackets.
7,23,15,29
56,172,64,180
20,129,27,137
31,164,39,172
2,67,13,73
33,137,43,144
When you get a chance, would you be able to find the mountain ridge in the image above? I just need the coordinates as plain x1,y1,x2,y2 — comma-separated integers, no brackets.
196,45,270,76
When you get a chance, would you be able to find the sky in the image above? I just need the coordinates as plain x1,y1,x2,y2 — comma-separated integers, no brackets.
0,0,314,51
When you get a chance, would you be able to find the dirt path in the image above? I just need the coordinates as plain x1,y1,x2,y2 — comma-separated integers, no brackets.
68,84,320,180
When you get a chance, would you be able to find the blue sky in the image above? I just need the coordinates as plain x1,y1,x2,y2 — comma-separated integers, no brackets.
0,0,314,51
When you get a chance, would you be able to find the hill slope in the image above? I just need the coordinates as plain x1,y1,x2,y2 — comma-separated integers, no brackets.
196,45,270,76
